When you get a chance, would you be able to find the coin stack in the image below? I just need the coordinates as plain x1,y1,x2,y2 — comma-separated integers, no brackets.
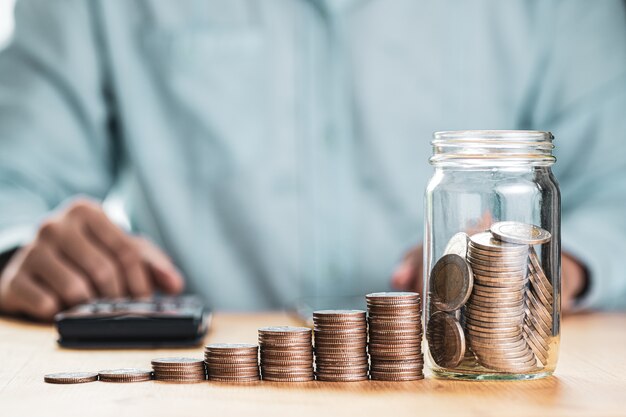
98,368,153,383
464,231,536,373
204,343,260,382
524,247,554,366
313,310,369,382
258,326,314,382
151,358,207,383
366,292,424,381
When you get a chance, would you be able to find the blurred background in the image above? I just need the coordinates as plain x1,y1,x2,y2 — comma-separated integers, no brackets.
0,0,16,48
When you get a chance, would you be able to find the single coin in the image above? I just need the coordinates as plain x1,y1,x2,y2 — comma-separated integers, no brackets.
44,372,99,384
430,254,474,311
444,232,469,257
426,311,465,369
491,221,552,245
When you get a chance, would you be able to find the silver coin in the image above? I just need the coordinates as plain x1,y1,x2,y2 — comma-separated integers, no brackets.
491,221,552,245
444,232,469,257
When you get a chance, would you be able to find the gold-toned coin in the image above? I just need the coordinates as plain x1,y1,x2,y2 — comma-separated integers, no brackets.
430,254,474,311
426,311,465,368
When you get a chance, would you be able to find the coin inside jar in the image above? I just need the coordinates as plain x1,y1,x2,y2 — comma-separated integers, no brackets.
430,254,474,311
444,232,469,257
426,311,465,368
490,221,552,245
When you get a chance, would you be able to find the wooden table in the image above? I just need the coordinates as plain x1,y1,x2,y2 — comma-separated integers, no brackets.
1,312,625,417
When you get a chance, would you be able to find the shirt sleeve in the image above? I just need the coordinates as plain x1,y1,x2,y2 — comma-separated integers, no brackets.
0,0,115,252
533,0,626,310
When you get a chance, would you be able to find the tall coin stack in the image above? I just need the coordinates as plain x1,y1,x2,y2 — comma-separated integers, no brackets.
465,231,537,372
258,326,314,382
524,247,554,367
204,343,260,382
313,310,369,382
151,357,207,383
366,292,424,381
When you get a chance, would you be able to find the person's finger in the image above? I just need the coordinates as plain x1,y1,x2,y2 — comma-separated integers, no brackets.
9,274,60,321
391,260,414,289
28,245,94,306
136,238,184,294
61,225,123,298
409,260,423,294
82,209,152,297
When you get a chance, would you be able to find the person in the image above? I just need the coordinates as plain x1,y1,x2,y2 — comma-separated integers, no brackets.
0,0,625,321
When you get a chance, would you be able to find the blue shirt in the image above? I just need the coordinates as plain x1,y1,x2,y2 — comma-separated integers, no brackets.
1,0,625,310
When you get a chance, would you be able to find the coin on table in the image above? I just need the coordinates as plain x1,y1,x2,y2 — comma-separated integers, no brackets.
444,232,469,257
44,372,99,384
98,368,153,382
490,221,552,245
430,254,474,311
427,311,465,368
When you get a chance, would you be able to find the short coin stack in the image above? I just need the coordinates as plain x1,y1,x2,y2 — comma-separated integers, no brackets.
465,231,536,372
151,357,207,383
313,310,369,382
367,292,424,381
258,326,314,382
204,343,260,382
98,368,153,383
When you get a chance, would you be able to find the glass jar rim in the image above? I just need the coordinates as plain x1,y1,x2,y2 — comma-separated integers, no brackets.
430,130,555,167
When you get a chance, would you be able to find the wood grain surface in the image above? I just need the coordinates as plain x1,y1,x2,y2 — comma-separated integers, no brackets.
1,312,625,417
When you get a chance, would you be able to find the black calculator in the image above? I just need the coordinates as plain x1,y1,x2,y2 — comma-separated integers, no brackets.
54,296,211,348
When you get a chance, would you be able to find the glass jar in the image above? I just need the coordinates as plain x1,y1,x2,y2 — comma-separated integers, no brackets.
423,130,560,380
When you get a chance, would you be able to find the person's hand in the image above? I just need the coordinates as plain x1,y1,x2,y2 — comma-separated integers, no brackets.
391,244,588,314
391,245,423,294
561,253,587,312
0,199,184,321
